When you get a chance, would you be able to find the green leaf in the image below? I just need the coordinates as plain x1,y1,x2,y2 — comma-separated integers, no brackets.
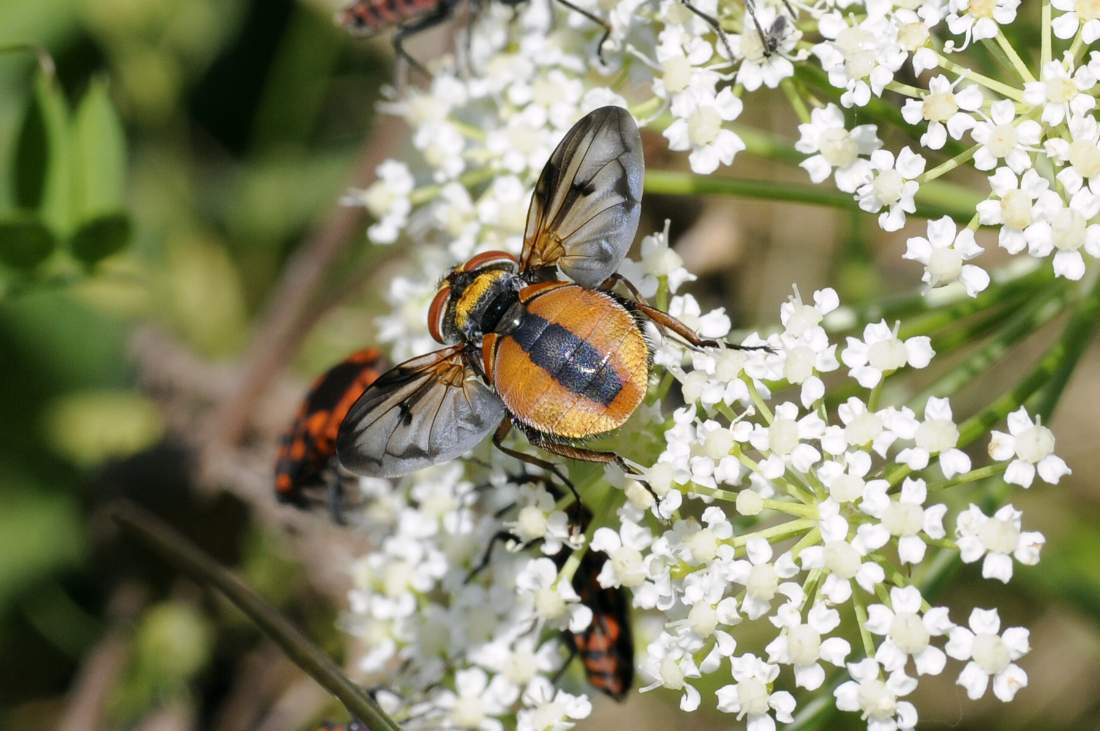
72,78,127,221
70,212,131,265
0,213,57,269
14,73,71,234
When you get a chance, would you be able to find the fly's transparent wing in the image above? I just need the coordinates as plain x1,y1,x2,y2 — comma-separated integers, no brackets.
336,346,505,477
519,106,643,288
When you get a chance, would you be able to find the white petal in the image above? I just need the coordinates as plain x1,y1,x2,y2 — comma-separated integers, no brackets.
795,662,826,690
1037,454,1071,483
914,645,947,676
992,664,1028,702
957,661,990,699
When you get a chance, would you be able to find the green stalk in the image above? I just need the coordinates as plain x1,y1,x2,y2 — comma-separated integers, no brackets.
993,30,1037,83
933,52,1026,102
642,171,978,222
908,285,1068,410
112,503,401,731
1041,2,1053,68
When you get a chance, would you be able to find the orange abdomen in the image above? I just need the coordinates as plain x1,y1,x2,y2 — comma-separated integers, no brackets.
490,284,648,439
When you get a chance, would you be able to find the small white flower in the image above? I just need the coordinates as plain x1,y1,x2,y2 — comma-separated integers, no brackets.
977,167,1050,254
639,632,703,711
796,104,881,192
664,86,746,174
515,558,592,632
725,538,800,619
1024,187,1100,280
946,0,1019,44
896,397,972,479
716,654,796,729
813,14,906,107
749,402,827,478
344,160,415,244
903,216,990,297
970,99,1041,173
766,601,851,690
955,504,1045,582
730,3,801,91
617,222,697,299
834,658,919,730
866,586,954,676
858,477,948,565
818,450,885,505
434,667,518,731
503,487,581,555
1023,54,1097,127
900,76,982,150
988,406,1071,486
800,503,885,604
841,320,935,388
1046,113,1100,196
516,676,592,731
1052,0,1100,44
857,147,925,231
591,519,653,589
945,608,1030,701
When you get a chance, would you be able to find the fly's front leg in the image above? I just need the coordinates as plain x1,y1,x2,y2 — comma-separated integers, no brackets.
602,273,773,353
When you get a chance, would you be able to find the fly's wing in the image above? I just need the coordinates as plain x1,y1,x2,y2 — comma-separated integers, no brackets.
336,346,505,478
519,106,643,288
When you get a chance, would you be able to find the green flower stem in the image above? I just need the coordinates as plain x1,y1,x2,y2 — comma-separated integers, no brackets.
851,592,876,659
908,285,1068,410
788,527,822,559
832,263,1051,335
111,503,401,731
927,463,1008,492
742,376,774,423
643,169,981,221
557,488,616,587
1042,2,1053,68
731,518,815,546
994,30,1037,83
933,52,1026,102
919,144,980,184
781,78,812,124
895,267,1053,340
886,80,926,98
630,95,665,119
410,167,496,205
763,499,819,519
887,271,1100,486
1070,28,1087,60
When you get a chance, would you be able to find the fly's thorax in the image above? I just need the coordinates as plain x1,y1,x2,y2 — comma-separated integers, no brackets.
451,269,524,341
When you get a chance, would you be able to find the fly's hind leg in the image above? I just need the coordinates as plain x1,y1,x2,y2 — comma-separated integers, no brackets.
529,437,663,507
602,273,773,354
493,417,582,507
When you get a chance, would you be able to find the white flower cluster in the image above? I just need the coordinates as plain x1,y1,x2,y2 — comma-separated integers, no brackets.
344,0,1100,340
337,232,1069,730
330,1,1085,727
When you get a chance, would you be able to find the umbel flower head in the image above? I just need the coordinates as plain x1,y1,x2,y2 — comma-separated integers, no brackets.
325,0,1088,726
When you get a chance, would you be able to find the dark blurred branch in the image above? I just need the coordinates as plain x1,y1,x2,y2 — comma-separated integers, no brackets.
204,125,402,451
112,502,401,731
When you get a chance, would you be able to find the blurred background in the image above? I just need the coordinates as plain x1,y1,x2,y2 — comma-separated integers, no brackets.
2,0,1099,729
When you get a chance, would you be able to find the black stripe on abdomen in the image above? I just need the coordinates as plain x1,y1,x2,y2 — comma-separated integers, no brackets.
512,314,622,406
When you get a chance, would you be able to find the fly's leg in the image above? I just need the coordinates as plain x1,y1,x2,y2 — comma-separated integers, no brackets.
465,529,535,582
493,417,582,506
680,0,735,63
392,0,455,79
553,0,612,63
529,437,663,507
552,643,580,683
601,273,774,353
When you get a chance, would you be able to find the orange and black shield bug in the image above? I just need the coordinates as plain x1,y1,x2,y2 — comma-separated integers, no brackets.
316,722,365,731
336,107,768,496
274,348,387,520
565,549,634,700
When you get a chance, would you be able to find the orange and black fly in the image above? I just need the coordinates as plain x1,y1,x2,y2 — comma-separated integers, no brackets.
336,106,768,496
274,348,387,521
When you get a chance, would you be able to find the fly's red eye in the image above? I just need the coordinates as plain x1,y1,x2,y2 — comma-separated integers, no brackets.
461,250,517,272
427,286,452,344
